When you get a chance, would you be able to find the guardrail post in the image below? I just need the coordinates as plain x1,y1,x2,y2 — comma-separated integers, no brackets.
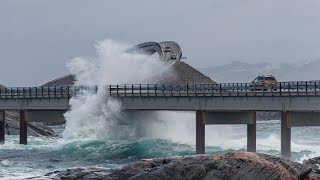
211,84,214,96
315,82,317,96
279,82,282,95
124,85,126,97
132,85,134,96
219,84,222,94
42,86,44,98
147,84,149,96
203,85,205,96
288,83,291,96
186,84,189,95
236,83,239,96
116,85,119,97
306,81,308,95
67,86,70,99
140,84,142,96
155,84,157,97
0,110,5,144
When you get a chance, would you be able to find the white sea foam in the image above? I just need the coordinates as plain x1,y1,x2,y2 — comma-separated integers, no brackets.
62,40,170,139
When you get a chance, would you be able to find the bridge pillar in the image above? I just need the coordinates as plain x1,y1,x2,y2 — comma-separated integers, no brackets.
20,110,28,145
247,112,256,152
0,110,4,144
196,110,205,154
281,112,291,159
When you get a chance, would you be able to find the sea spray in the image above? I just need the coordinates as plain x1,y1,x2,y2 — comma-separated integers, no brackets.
63,39,170,139
62,39,246,147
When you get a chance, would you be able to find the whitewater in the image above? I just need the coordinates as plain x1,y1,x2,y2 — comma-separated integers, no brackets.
1,40,320,179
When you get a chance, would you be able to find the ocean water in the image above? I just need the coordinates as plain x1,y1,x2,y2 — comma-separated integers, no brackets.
2,40,319,179
1,120,320,179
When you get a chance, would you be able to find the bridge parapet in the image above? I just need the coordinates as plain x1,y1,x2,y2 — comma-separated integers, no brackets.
108,81,320,97
1,81,320,100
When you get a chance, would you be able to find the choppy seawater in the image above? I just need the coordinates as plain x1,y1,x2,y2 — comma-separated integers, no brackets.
1,121,320,179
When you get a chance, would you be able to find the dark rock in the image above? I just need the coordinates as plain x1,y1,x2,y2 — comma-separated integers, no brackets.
4,110,58,137
149,61,215,84
34,152,313,180
42,74,75,87
303,157,320,179
107,152,311,180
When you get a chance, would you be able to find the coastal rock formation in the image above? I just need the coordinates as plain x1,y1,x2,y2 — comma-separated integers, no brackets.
0,84,5,89
42,61,214,87
42,74,75,87
37,152,312,180
148,61,215,84
4,111,57,137
303,157,320,179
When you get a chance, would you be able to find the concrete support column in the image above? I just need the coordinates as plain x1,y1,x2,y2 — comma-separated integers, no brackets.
0,110,5,144
281,112,291,159
20,110,28,145
196,111,205,154
247,112,256,152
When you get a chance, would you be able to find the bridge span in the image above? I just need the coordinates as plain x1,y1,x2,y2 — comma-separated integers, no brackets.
1,81,320,159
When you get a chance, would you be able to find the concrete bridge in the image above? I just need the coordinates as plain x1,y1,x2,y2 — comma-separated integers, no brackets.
1,81,320,159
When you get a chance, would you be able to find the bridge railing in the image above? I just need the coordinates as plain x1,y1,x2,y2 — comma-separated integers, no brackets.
2,81,320,99
0,86,71,99
108,81,320,97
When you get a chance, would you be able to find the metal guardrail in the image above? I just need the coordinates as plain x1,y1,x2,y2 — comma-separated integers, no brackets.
2,81,320,99
0,86,97,99
108,81,320,97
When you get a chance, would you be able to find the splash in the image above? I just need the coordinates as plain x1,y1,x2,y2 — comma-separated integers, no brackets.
62,39,246,147
63,40,168,139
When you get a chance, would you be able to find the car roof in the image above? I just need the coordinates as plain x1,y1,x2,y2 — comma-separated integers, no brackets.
258,75,274,77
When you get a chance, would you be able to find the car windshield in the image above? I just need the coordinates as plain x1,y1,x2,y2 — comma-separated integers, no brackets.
256,77,263,81
265,77,275,80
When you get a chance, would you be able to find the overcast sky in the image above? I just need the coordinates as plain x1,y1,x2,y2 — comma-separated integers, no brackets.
1,0,320,86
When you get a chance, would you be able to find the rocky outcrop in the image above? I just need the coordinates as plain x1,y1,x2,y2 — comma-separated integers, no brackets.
148,61,215,84
4,111,57,137
303,157,320,179
0,84,5,89
36,152,313,180
42,61,215,87
42,74,75,87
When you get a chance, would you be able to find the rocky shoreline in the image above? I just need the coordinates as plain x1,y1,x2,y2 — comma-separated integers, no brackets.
4,110,58,137
30,152,320,180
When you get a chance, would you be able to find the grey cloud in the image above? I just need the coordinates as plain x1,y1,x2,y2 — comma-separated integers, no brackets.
1,0,320,86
